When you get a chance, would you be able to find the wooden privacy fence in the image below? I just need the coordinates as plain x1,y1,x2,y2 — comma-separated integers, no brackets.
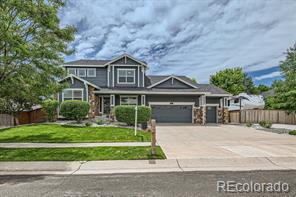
0,114,14,127
0,108,47,127
229,109,296,124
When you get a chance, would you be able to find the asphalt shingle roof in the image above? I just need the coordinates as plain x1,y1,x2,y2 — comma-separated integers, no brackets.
145,75,230,94
64,59,110,65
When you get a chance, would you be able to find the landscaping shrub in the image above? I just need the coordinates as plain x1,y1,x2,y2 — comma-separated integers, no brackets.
289,130,296,135
96,119,104,125
85,122,92,127
42,99,59,122
60,100,89,123
246,122,253,127
259,120,272,129
115,105,151,126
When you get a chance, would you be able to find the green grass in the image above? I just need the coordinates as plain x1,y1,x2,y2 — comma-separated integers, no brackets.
289,130,296,135
0,124,151,143
0,146,165,161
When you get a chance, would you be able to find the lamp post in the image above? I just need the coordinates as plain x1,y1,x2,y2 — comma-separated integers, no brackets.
134,106,138,136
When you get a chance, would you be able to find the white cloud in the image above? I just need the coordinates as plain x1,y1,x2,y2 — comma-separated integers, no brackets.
60,0,296,83
255,71,282,81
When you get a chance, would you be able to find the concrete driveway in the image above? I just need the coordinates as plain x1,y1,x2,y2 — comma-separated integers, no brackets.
157,124,296,159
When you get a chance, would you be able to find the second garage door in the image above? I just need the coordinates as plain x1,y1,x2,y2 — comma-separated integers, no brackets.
151,105,192,123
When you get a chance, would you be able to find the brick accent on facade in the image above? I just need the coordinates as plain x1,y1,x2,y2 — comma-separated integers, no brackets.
218,107,230,124
88,86,96,118
222,108,229,124
194,107,206,125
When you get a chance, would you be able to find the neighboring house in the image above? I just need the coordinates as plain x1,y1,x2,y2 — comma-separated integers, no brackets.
228,93,265,111
58,54,231,124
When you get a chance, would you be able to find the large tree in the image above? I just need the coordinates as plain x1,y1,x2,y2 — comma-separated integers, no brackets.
0,0,75,121
210,67,256,95
270,44,296,113
0,0,75,84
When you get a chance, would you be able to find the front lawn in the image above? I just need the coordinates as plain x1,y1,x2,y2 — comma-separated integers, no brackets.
0,124,151,143
0,146,165,161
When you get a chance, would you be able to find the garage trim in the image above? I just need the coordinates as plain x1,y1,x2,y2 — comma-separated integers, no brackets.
149,102,195,123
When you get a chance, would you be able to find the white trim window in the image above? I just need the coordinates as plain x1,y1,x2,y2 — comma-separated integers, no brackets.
141,95,146,106
62,89,83,101
117,69,135,84
77,68,86,77
68,68,76,75
120,96,138,105
87,68,96,77
110,95,115,106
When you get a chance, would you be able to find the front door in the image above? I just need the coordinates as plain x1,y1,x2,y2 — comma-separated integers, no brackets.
206,106,217,123
102,97,111,114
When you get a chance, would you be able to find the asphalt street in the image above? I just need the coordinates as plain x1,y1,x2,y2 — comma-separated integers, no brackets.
1,170,296,197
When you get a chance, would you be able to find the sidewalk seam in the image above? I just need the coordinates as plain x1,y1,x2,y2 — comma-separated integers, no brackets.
176,159,184,172
71,161,88,175
265,157,292,170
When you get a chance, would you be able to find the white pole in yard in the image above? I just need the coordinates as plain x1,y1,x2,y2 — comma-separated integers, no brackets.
134,105,138,136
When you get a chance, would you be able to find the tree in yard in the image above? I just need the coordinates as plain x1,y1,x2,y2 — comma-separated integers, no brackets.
257,84,270,93
191,77,198,83
269,43,296,113
42,99,59,122
0,0,75,123
210,67,256,95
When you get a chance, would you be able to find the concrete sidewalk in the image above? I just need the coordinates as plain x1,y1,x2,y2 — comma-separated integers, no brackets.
0,142,151,148
1,157,296,175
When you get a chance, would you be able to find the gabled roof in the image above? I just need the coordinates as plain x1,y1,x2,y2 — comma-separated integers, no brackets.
59,74,100,89
146,75,198,89
63,54,147,67
104,53,147,67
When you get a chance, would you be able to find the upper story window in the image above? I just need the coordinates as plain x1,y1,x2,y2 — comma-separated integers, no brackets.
77,68,86,77
87,68,96,77
62,89,83,101
117,69,135,84
68,68,76,75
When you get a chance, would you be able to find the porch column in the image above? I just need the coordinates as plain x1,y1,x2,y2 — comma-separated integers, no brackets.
201,95,206,125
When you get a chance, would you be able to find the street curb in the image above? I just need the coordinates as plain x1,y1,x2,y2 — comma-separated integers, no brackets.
1,157,296,175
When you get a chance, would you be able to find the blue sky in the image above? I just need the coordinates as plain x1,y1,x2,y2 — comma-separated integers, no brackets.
59,0,296,85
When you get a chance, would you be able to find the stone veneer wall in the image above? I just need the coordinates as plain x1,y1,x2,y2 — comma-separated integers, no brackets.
223,108,229,124
194,107,206,125
195,106,229,125
218,107,230,124
88,86,96,118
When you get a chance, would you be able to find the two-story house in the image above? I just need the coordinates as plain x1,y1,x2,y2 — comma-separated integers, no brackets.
58,54,231,124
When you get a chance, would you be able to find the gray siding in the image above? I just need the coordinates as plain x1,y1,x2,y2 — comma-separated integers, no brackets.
146,95,200,107
108,56,144,87
206,97,221,104
154,78,193,89
113,66,140,87
66,67,108,87
114,95,140,105
59,78,87,102
112,57,141,65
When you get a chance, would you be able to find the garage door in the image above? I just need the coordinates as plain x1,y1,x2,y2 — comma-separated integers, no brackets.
206,106,217,123
151,105,192,123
